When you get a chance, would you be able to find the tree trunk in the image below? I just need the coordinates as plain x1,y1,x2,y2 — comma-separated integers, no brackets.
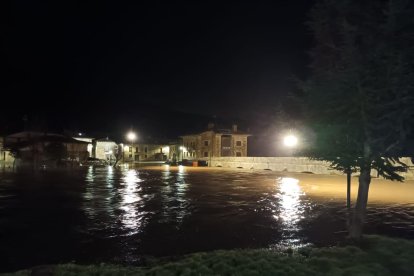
346,169,351,210
349,166,371,239
346,168,352,230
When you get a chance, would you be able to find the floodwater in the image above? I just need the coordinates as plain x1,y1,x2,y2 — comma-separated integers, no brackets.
1,165,414,272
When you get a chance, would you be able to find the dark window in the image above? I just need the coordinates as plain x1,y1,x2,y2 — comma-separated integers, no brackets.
135,147,139,153
145,154,147,158
134,155,139,161
144,147,148,153
204,152,208,157
129,147,132,152
129,154,132,158
236,152,242,157
236,141,242,146
204,140,209,146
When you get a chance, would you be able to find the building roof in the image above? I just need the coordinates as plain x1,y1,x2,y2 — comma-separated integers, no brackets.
4,132,89,149
180,123,250,137
181,130,250,137
95,137,117,143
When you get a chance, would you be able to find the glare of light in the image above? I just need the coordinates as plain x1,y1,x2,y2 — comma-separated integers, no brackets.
124,145,129,151
127,131,137,142
107,166,114,187
280,177,299,186
121,170,143,233
275,177,302,225
162,146,170,153
283,135,298,147
179,146,184,150
178,165,184,173
78,132,82,136
108,150,113,155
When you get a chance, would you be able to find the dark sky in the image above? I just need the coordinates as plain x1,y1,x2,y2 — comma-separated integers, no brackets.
2,0,313,137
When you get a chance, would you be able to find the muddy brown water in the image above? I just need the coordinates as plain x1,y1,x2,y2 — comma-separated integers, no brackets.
1,165,414,272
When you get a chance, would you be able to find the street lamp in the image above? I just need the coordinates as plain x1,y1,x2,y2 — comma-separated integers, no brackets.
127,131,137,142
126,131,137,163
283,135,298,148
283,134,298,157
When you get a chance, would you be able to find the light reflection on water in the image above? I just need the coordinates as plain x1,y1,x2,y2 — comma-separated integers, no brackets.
273,177,311,247
120,169,143,234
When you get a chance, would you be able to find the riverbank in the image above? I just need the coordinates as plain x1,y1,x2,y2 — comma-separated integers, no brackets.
6,235,414,275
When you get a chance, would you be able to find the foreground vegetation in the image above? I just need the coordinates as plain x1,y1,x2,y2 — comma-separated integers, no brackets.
5,236,414,276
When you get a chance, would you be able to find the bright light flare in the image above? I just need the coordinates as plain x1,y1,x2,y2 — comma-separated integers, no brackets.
283,135,298,147
127,131,137,142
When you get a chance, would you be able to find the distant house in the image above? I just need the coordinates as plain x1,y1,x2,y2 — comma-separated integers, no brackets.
181,123,250,160
72,135,119,162
94,137,118,162
4,131,89,164
122,142,169,162
72,135,94,157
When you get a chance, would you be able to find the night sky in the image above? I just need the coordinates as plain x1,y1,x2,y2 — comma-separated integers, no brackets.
2,1,313,138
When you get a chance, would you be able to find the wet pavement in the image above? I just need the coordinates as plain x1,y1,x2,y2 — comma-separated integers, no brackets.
1,165,414,272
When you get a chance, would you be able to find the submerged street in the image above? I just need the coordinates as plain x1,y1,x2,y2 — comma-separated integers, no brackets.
1,166,414,272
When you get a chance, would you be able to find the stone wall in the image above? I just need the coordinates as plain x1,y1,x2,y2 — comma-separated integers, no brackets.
210,157,414,180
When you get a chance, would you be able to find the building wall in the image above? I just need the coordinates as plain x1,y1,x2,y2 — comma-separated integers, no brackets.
199,131,214,158
123,143,169,162
168,144,180,162
95,141,118,161
65,142,89,161
182,131,249,159
182,135,198,159
72,137,93,157
232,135,248,157
213,134,221,157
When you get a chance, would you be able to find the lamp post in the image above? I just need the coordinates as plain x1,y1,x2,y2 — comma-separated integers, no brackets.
126,131,137,163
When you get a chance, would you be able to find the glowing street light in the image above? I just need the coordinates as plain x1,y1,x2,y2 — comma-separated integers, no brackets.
125,131,137,163
126,131,137,142
283,135,298,148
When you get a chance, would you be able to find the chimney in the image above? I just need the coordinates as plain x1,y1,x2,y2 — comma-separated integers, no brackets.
207,123,215,130
232,124,238,133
